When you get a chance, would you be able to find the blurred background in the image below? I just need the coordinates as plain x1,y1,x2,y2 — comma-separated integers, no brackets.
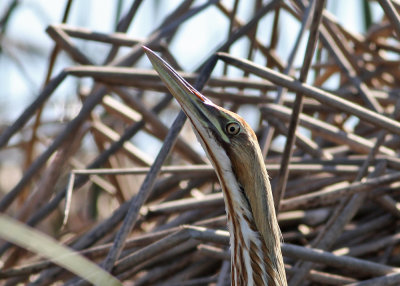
0,0,384,119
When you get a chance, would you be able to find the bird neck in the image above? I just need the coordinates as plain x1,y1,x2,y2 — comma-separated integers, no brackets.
211,149,286,285
224,181,286,286
226,187,272,286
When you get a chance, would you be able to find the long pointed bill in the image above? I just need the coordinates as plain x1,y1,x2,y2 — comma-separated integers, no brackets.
143,46,230,141
143,46,210,105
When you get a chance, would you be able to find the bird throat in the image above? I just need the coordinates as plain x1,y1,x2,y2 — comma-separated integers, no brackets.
225,184,272,286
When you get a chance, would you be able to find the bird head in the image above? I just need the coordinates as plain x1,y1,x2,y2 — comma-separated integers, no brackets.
143,47,263,188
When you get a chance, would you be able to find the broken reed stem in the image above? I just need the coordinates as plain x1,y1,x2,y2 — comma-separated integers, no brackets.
274,0,326,211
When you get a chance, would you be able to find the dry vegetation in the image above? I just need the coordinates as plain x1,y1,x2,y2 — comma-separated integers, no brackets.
1,0,400,285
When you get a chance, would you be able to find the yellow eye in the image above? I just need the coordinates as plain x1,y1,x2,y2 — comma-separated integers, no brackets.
226,122,240,135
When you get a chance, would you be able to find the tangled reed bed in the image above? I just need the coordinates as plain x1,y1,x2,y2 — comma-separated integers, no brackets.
1,0,400,285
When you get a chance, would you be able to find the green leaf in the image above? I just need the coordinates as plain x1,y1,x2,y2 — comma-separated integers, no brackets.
0,215,122,286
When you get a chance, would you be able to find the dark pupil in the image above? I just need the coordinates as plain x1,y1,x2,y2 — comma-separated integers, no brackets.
230,126,235,132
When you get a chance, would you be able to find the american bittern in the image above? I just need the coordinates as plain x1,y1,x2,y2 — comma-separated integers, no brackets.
144,47,287,286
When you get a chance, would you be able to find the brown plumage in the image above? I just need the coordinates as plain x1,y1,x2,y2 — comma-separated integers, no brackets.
144,47,287,286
